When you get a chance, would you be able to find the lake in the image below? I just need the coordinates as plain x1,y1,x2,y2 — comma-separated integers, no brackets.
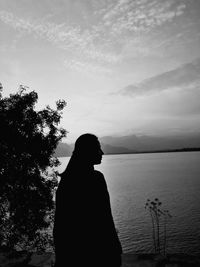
57,151,200,255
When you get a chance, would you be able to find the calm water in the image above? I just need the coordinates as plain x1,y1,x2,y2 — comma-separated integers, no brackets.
58,151,200,255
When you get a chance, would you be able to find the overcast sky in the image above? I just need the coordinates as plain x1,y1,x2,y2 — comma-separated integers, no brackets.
1,0,200,143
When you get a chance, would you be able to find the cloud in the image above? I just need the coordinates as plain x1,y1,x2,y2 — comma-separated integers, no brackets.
141,82,200,117
90,0,189,60
0,1,192,74
0,11,89,50
0,9,120,75
0,0,187,56
100,0,186,35
120,58,200,96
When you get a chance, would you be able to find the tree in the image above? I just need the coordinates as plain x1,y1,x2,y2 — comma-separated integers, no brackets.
0,85,67,251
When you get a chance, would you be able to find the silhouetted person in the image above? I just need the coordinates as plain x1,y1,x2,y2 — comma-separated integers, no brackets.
53,133,122,267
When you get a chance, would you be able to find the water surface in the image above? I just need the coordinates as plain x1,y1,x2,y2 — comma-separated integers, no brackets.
58,151,200,254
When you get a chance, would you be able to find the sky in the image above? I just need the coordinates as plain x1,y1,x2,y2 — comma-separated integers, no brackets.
1,0,200,143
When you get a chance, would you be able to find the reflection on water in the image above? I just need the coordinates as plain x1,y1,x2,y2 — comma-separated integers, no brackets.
58,151,200,254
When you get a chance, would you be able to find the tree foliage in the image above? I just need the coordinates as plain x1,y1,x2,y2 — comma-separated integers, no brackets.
0,85,66,251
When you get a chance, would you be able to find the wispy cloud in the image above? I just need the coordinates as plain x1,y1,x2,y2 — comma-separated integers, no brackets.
0,11,88,51
120,58,200,96
92,0,188,60
0,10,120,74
0,1,190,74
100,0,186,35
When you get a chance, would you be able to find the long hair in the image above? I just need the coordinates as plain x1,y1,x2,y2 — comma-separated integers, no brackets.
60,133,99,177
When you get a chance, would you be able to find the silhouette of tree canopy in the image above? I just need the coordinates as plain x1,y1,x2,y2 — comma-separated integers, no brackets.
0,85,66,251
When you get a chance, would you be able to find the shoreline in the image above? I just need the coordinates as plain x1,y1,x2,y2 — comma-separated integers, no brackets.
105,147,200,156
1,251,200,267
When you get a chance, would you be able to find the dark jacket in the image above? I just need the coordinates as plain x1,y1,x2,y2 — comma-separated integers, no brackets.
53,165,122,266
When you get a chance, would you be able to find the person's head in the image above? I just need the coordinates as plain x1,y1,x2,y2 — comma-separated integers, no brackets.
73,133,104,165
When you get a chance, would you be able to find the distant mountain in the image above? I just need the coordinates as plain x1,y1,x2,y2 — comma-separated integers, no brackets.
54,141,133,157
100,133,200,152
101,143,134,154
54,133,200,157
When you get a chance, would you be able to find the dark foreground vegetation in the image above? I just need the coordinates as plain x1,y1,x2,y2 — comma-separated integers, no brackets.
0,84,66,252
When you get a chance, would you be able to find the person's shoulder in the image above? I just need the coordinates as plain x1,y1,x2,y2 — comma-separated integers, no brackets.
94,170,105,183
94,170,104,178
94,170,107,187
